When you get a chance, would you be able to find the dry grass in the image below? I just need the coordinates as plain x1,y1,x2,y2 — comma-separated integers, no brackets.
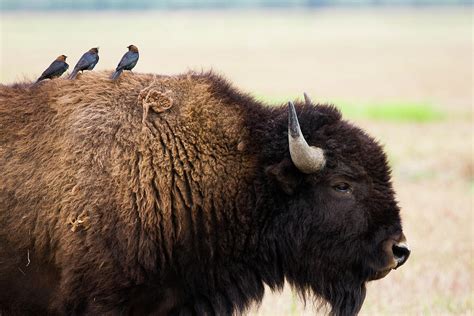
1,8,472,315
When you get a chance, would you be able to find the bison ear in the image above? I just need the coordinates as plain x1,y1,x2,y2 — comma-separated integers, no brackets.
265,159,302,195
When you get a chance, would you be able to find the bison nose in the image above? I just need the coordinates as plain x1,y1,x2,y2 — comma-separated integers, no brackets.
392,241,410,269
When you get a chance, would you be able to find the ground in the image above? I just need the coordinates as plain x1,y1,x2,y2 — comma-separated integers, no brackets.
1,8,472,315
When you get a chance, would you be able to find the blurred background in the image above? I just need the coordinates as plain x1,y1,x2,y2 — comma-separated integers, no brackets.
1,0,472,315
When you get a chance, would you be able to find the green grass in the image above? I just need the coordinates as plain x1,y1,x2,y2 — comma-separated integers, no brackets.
257,94,444,123
337,101,445,123
289,291,298,315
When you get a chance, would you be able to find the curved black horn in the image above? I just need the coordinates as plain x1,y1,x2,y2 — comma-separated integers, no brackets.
288,102,325,174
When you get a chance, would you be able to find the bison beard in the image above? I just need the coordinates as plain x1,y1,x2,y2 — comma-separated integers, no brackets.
0,71,406,315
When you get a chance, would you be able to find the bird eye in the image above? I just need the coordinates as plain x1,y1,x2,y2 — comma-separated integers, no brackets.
333,182,352,193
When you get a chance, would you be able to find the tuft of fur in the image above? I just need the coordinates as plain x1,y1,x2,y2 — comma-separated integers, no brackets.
0,71,403,315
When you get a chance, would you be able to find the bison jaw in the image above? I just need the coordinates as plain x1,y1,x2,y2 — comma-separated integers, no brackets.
369,268,392,281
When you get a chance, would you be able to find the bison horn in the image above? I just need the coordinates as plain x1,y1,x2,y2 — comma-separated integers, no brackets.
303,92,312,106
288,101,325,174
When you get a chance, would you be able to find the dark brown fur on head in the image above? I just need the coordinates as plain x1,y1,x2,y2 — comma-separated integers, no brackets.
56,55,67,61
0,71,405,316
89,47,99,53
127,45,139,53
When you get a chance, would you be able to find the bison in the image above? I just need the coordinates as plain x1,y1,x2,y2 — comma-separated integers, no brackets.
0,71,410,315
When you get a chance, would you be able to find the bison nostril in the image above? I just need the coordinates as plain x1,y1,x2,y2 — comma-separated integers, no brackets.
392,242,410,268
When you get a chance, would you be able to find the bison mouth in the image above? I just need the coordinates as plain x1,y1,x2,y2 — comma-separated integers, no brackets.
369,268,392,281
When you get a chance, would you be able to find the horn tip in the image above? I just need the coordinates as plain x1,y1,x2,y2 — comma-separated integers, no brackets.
303,92,312,105
288,101,299,138
288,101,296,118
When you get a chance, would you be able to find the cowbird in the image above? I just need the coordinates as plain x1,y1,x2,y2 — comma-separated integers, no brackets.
36,55,69,82
111,45,139,80
68,47,99,79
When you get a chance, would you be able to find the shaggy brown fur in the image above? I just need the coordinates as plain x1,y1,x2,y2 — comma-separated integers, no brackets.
0,71,407,315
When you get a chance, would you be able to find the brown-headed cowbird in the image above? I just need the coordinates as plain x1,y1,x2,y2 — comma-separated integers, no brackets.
111,45,139,80
36,55,69,82
68,47,99,80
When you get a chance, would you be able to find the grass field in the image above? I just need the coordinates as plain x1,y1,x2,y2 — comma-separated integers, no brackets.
1,8,472,315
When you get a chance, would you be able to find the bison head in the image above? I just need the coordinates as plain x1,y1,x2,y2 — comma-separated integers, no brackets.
264,95,410,315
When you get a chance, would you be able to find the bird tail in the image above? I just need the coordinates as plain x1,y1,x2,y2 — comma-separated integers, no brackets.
36,77,44,83
68,69,79,80
111,69,123,80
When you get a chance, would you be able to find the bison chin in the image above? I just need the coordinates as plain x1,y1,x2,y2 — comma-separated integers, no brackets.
321,283,367,316
285,263,369,316
369,268,392,281
293,279,367,316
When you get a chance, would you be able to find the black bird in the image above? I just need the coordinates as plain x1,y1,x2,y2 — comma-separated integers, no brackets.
36,55,69,82
111,45,139,80
68,47,99,79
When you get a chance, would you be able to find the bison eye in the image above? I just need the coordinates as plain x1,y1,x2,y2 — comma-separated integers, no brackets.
333,182,352,193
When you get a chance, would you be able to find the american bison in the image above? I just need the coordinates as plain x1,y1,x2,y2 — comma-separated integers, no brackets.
0,71,410,315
